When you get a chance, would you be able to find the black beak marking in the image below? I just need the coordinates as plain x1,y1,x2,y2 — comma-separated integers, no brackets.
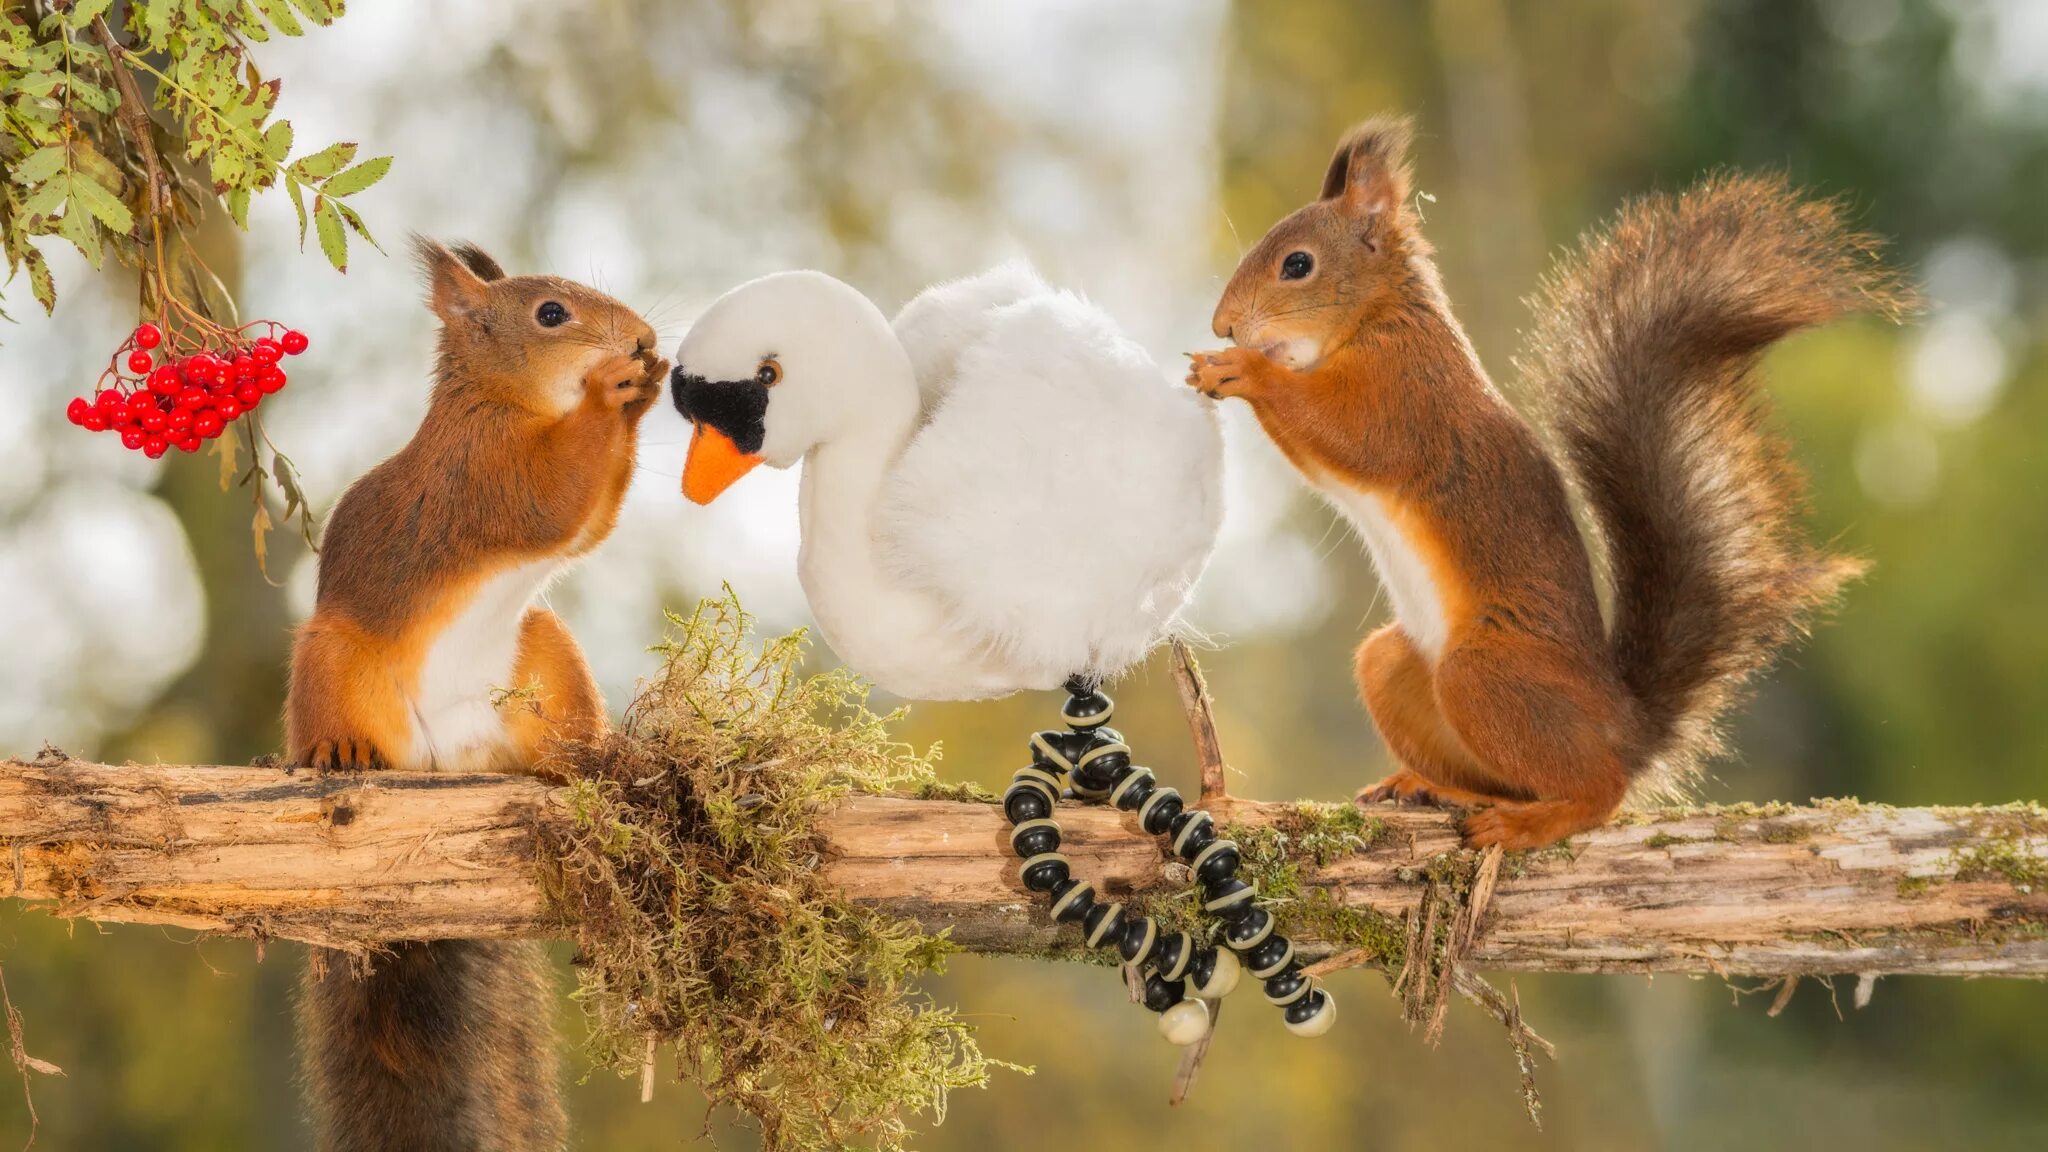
670,365,769,456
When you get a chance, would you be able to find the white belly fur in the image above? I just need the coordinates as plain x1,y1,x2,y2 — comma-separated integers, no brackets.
405,559,562,771
1315,480,1451,658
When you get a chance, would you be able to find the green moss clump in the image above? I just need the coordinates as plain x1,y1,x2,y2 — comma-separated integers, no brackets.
543,593,1018,1152
912,778,998,803
1896,875,1937,898
1950,838,2048,892
1643,832,1690,850
1222,803,1407,969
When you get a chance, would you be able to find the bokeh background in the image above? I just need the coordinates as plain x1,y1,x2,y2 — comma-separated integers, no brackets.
3,0,2046,1147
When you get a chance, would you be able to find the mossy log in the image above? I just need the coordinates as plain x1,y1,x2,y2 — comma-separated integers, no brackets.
3,753,2044,976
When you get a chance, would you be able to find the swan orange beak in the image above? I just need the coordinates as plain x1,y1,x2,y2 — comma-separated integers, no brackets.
682,422,764,505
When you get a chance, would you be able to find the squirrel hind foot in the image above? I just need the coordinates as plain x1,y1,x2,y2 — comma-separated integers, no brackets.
1458,796,1618,851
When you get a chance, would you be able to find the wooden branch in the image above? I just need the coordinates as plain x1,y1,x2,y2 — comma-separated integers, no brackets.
2,754,2044,977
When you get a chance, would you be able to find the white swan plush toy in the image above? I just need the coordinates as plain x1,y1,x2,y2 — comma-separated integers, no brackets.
671,264,1336,1043
669,262,1222,701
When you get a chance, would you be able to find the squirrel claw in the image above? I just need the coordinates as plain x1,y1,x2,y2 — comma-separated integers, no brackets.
589,353,667,410
302,738,386,773
1356,769,1457,809
1185,347,1259,400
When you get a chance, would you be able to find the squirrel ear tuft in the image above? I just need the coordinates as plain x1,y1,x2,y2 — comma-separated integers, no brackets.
449,242,507,283
413,235,492,323
1320,115,1414,220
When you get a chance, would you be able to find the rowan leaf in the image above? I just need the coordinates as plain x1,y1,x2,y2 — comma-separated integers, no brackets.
262,119,294,164
314,196,347,271
254,0,305,36
27,251,55,314
287,175,308,244
321,154,389,198
332,200,381,252
61,0,114,30
13,145,65,185
251,501,273,580
289,141,355,182
68,172,133,234
211,426,240,492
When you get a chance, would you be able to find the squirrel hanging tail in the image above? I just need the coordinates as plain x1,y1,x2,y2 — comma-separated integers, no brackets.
299,941,564,1152
1519,174,1910,797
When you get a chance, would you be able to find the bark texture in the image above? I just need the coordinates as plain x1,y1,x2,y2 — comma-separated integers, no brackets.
4,753,2044,976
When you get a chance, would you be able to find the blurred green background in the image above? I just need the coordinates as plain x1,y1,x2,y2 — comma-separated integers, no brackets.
3,0,2046,1147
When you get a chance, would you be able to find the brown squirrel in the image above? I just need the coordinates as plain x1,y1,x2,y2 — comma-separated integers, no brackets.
286,238,664,1151
1189,116,1902,849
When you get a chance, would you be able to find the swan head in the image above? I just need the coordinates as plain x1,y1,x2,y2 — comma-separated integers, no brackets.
670,270,908,504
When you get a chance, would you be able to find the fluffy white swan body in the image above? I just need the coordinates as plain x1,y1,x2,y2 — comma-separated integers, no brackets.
672,263,1223,700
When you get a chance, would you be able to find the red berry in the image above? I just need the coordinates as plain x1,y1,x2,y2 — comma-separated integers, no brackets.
232,355,259,382
176,388,208,411
280,330,308,355
216,399,243,421
258,366,287,393
168,408,193,434
112,409,137,430
140,410,168,433
81,411,108,432
143,437,169,459
126,390,157,414
122,428,147,450
235,384,262,407
126,350,154,374
134,323,163,350
252,338,284,363
175,435,201,453
194,412,225,439
96,388,125,411
66,398,90,426
149,366,181,394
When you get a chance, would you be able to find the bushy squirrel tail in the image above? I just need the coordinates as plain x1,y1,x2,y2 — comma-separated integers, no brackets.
300,941,564,1152
1517,173,1909,796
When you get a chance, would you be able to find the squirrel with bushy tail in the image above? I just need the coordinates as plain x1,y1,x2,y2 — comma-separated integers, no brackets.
1191,115,1906,849
285,238,665,1150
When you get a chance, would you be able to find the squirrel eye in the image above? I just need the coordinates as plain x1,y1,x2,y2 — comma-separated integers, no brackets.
756,359,782,387
536,301,570,327
1280,251,1314,280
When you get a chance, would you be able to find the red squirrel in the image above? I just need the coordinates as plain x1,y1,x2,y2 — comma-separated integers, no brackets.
1189,116,1900,849
286,239,664,1151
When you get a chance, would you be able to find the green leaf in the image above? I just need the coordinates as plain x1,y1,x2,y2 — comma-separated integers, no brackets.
289,0,339,26
22,175,69,219
13,145,65,185
289,141,355,182
262,119,294,164
12,70,63,98
61,0,115,30
140,1,175,49
314,197,347,271
68,172,134,234
27,251,55,315
254,0,305,36
227,187,251,228
57,205,101,267
67,77,117,115
287,175,308,244
320,154,389,198
332,200,382,252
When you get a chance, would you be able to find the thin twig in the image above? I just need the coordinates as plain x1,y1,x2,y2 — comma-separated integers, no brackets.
88,16,167,220
1168,639,1229,806
1168,997,1219,1107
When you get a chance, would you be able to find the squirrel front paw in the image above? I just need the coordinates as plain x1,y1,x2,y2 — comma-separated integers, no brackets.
587,352,668,412
1185,347,1266,400
297,737,388,772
